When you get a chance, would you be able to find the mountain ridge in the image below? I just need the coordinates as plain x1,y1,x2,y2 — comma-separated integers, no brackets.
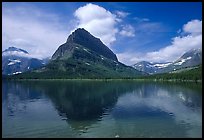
132,48,202,74
2,47,49,75
2,46,29,54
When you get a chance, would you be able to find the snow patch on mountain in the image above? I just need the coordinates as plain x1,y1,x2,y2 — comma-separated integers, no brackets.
146,64,154,68
85,62,90,65
8,59,21,65
153,62,172,68
174,57,192,65
3,50,31,58
83,48,90,54
12,71,22,75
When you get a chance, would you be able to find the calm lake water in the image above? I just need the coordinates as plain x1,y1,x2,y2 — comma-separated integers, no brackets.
2,80,202,138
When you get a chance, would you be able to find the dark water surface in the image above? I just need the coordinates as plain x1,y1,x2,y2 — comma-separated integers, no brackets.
2,80,202,138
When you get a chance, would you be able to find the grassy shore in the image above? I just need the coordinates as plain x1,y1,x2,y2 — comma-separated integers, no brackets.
3,78,202,83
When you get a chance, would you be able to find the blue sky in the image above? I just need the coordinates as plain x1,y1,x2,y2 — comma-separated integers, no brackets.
2,2,202,65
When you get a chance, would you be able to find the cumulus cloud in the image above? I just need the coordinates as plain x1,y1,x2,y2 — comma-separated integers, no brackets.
73,3,119,47
117,52,139,65
183,19,202,35
119,24,135,37
2,5,69,59
117,19,202,65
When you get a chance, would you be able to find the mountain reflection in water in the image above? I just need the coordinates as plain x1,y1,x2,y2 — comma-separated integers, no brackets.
2,80,202,138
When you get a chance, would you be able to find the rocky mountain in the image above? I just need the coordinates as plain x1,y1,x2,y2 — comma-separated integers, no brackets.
172,48,202,68
132,61,172,74
132,48,202,74
2,47,49,75
52,28,117,61
2,46,29,56
10,28,145,79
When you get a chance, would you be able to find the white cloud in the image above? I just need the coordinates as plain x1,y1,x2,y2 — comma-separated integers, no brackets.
115,10,129,18
73,3,119,47
119,24,135,37
117,19,202,65
134,17,150,22
2,5,69,59
117,52,138,65
183,19,202,35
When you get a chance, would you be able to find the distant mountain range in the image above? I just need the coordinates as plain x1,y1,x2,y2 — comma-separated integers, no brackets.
6,28,145,79
132,48,202,74
2,47,50,75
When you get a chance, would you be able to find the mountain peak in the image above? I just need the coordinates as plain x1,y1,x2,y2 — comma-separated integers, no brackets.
3,47,29,54
74,28,88,33
67,28,99,43
179,48,202,60
2,47,30,58
188,48,202,53
52,28,118,61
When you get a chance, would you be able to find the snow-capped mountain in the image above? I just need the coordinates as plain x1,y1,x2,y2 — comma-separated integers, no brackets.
132,61,172,74
2,46,30,57
172,48,202,68
2,47,50,75
132,48,202,74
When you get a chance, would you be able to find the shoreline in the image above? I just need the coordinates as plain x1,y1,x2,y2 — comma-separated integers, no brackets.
3,78,202,83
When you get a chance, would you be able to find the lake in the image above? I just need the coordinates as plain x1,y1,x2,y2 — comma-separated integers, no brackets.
2,80,202,138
